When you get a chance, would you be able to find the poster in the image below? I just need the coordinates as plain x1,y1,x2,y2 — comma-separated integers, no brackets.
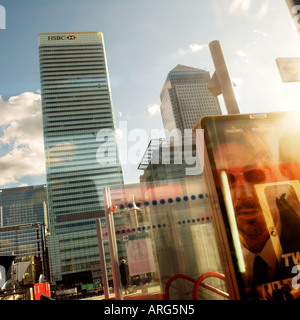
197,111,300,300
125,238,156,276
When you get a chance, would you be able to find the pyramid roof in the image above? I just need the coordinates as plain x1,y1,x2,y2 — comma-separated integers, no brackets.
169,64,206,73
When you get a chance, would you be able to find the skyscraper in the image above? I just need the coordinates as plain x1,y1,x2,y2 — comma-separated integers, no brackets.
38,32,123,285
160,64,222,133
138,65,222,182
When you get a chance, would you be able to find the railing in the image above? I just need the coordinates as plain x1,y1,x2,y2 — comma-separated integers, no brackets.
192,272,229,299
164,272,229,300
164,274,196,300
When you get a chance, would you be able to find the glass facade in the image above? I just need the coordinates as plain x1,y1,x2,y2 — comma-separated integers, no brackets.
0,224,46,258
139,138,200,182
160,64,222,133
0,185,48,277
38,32,124,284
106,178,227,300
0,185,46,227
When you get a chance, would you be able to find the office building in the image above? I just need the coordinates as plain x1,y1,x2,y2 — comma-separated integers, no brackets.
160,64,221,134
139,65,221,182
0,185,49,279
38,32,123,285
0,185,47,227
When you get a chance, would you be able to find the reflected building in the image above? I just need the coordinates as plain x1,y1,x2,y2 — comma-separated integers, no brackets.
138,138,200,182
160,64,221,134
140,64,221,183
38,32,123,285
132,65,225,298
107,179,226,300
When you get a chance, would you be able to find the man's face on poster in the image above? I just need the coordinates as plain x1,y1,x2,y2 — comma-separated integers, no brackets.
214,141,278,253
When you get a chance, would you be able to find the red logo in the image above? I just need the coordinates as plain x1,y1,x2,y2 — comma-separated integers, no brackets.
67,35,76,40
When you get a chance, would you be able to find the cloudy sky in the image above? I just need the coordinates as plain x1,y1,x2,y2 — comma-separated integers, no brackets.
1,0,300,188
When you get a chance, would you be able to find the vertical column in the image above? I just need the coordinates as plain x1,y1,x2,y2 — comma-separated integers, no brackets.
103,187,123,300
209,40,240,115
96,218,110,299
43,201,49,234
0,206,3,227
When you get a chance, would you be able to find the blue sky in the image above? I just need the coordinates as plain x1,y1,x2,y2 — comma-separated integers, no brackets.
1,0,300,187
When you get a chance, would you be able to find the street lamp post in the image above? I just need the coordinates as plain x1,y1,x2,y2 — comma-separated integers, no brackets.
208,40,240,115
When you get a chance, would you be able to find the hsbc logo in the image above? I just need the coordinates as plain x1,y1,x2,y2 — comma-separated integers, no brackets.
47,35,76,41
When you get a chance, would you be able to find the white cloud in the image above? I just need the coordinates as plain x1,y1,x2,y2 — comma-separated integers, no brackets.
147,104,160,117
176,43,207,58
0,91,45,187
0,92,41,126
188,43,207,53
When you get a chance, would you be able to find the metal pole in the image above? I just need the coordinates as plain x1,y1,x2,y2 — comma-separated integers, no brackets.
0,206,3,227
130,195,139,229
209,40,240,114
103,187,123,300
96,218,110,299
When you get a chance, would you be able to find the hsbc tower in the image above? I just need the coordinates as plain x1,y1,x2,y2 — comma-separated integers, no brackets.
38,32,123,285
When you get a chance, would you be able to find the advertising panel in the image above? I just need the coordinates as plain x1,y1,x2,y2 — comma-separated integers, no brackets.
125,238,156,276
195,111,300,300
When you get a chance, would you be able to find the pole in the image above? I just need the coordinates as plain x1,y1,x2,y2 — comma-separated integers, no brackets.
96,218,110,299
103,187,123,300
209,40,240,114
0,206,3,227
130,195,139,229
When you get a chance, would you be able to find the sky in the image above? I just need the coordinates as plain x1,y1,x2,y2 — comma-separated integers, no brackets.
1,0,300,188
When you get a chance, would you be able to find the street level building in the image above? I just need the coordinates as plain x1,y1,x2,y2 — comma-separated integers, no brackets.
38,32,123,285
0,185,49,280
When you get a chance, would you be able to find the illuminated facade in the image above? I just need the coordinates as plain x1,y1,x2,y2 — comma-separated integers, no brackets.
139,65,222,182
160,64,221,133
38,32,123,284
